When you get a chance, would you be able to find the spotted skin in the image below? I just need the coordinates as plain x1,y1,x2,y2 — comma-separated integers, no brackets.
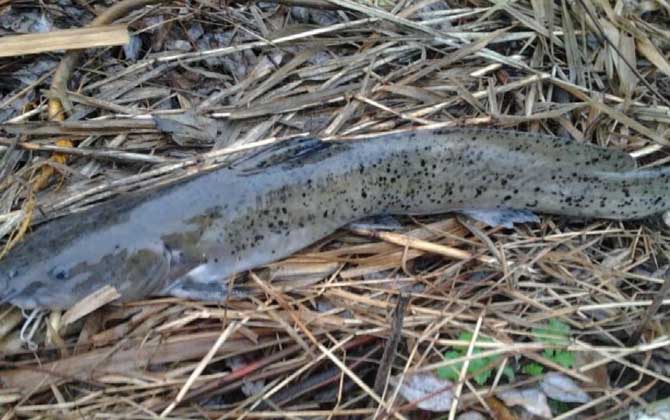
0,128,666,309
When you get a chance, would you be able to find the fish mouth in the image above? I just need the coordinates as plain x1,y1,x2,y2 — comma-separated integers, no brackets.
0,267,20,306
0,275,20,307
0,274,19,306
0,289,20,306
0,267,40,309
0,269,9,302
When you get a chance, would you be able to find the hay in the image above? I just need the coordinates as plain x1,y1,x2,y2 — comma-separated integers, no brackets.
1,0,670,418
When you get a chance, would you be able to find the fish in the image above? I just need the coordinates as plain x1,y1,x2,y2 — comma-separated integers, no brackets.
1,127,668,309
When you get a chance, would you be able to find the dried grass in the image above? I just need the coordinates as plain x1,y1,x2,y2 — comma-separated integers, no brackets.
1,0,670,418
0,24,130,58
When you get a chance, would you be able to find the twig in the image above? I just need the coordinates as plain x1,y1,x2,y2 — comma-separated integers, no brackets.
627,266,670,346
0,138,172,164
372,294,409,400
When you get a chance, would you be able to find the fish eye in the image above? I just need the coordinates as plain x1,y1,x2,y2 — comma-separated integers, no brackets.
50,266,70,281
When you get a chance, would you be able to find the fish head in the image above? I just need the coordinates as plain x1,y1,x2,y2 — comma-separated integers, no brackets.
0,267,20,306
0,210,175,310
0,247,50,309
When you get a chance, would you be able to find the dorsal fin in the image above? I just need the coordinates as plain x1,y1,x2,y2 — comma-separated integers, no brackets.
228,128,636,176
231,137,346,174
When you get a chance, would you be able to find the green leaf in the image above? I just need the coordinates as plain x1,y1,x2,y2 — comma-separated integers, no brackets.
437,332,500,385
503,366,516,382
456,331,494,350
442,350,463,361
473,368,492,385
552,350,575,369
468,357,492,385
458,331,474,342
522,363,544,376
533,319,571,345
436,365,460,381
540,349,574,369
548,319,570,335
437,350,463,381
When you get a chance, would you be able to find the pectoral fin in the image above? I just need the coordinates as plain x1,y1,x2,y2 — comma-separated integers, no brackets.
460,208,540,228
160,263,249,302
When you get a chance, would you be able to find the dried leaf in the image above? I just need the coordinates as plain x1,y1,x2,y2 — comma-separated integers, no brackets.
616,30,638,96
154,111,220,146
497,388,551,418
457,411,488,420
636,34,670,77
485,396,518,420
539,372,591,403
601,248,631,269
626,395,670,420
395,373,454,412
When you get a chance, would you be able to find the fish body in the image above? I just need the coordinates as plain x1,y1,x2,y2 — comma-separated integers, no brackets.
1,128,669,309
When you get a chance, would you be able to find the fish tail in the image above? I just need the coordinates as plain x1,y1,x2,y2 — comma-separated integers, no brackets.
554,167,670,220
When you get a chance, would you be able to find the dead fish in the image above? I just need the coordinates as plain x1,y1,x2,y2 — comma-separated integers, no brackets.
1,128,668,309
